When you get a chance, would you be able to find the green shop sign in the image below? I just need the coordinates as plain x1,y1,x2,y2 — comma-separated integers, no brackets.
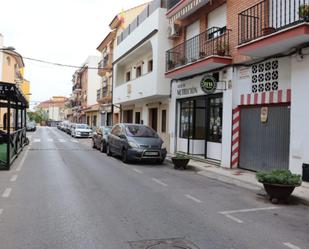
200,75,217,94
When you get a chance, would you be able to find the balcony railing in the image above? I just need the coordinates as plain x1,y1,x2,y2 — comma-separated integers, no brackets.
72,84,81,92
167,0,182,10
98,54,112,69
239,0,309,45
117,0,164,45
97,87,111,102
166,27,230,72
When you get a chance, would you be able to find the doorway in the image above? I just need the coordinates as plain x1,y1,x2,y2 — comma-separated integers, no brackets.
149,108,158,131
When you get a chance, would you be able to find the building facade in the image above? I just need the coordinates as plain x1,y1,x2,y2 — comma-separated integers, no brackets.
71,56,101,126
165,0,309,176
113,0,171,150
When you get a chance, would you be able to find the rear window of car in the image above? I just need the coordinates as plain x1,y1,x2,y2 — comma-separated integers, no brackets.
76,124,89,129
125,125,158,138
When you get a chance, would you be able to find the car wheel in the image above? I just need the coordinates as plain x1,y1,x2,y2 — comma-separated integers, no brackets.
122,149,128,163
100,142,106,153
92,139,96,149
107,144,112,156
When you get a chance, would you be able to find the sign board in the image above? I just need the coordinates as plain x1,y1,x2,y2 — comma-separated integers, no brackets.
176,83,198,97
239,66,250,79
261,107,268,123
200,75,217,94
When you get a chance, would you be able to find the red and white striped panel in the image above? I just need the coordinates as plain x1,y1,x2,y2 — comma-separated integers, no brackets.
231,107,240,169
231,89,291,168
240,89,291,105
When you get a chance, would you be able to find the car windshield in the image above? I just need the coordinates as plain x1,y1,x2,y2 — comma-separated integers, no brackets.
76,124,89,129
125,125,158,138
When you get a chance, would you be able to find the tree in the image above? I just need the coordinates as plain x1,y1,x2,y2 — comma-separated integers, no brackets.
27,108,49,125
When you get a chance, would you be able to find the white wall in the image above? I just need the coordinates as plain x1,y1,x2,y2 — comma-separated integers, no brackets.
85,56,101,106
290,49,309,174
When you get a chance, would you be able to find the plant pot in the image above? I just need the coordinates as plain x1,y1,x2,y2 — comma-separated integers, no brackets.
217,50,226,56
262,27,276,36
172,157,190,170
261,182,299,203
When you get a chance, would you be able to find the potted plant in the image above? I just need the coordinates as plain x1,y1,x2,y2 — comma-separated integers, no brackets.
256,169,302,204
299,3,309,21
172,153,190,170
216,42,227,56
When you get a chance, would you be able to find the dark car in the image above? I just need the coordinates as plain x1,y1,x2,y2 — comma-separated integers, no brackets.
107,123,166,164
92,126,112,152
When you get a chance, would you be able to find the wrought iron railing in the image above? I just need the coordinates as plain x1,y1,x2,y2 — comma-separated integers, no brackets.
166,27,230,72
72,84,81,92
97,87,111,101
239,0,309,45
98,54,113,69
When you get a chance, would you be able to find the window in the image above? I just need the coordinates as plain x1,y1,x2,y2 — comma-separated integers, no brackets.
161,110,167,133
126,71,131,82
87,116,90,125
148,60,153,72
93,115,97,127
136,66,142,78
207,96,223,143
180,101,193,138
135,112,141,124
123,110,133,123
125,125,158,138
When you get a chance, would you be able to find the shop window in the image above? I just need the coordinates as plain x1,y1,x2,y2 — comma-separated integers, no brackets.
126,71,131,82
180,101,193,138
136,66,142,78
194,98,206,139
161,110,167,133
207,96,223,143
135,112,141,124
148,60,153,73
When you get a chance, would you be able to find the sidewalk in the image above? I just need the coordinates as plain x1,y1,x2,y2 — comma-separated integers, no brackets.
166,155,309,205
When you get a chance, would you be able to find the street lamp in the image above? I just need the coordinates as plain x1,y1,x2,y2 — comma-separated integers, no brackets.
0,46,15,51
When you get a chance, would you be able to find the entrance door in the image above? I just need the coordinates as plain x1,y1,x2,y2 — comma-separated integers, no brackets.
239,105,290,171
149,108,158,131
123,110,133,123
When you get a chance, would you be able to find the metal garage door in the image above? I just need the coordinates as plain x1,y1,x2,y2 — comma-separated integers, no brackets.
239,105,290,171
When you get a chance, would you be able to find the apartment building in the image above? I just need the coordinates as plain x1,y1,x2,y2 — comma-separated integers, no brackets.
113,0,171,150
166,0,309,176
71,56,101,126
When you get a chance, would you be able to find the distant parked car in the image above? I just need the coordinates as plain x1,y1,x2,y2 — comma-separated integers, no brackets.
71,123,93,138
92,126,112,152
107,124,166,163
26,121,36,132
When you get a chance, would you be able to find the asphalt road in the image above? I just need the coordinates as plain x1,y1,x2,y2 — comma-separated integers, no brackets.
0,127,308,249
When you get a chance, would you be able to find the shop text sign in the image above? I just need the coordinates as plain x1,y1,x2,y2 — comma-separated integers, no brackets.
176,83,198,96
0,84,16,95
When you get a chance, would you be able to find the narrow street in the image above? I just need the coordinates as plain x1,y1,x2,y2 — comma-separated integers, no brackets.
0,127,307,249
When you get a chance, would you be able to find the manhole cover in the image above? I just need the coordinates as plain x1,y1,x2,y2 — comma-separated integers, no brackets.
129,238,200,249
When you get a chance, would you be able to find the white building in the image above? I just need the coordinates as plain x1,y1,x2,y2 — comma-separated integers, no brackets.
113,0,171,149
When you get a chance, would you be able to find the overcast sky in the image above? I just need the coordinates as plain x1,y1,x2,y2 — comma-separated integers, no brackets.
0,0,149,107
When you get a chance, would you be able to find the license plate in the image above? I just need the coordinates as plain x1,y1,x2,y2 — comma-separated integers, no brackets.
144,151,159,156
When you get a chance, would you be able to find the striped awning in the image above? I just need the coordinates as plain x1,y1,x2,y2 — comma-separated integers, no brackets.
169,0,211,23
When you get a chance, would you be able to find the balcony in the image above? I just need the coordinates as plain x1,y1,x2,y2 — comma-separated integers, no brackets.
98,55,113,76
238,0,309,57
72,84,81,93
71,100,81,109
167,0,182,10
97,87,112,104
165,27,232,79
116,0,163,45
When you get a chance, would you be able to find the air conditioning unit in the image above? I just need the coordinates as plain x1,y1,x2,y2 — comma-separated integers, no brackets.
168,23,180,39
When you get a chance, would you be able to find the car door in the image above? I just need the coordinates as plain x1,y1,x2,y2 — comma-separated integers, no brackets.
109,125,120,154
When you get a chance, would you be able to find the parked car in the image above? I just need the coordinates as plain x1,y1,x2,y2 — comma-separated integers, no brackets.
26,121,36,132
107,123,166,163
71,123,93,138
92,126,112,152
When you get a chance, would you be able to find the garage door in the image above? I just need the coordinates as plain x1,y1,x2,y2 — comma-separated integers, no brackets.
239,105,290,171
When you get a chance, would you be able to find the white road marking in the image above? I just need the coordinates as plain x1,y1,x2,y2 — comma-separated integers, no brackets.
219,207,280,224
16,148,30,172
151,178,168,187
185,194,203,203
132,168,143,174
10,175,18,182
70,139,79,143
58,139,66,143
47,138,53,142
283,242,301,249
220,207,279,215
2,188,12,198
33,138,41,143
